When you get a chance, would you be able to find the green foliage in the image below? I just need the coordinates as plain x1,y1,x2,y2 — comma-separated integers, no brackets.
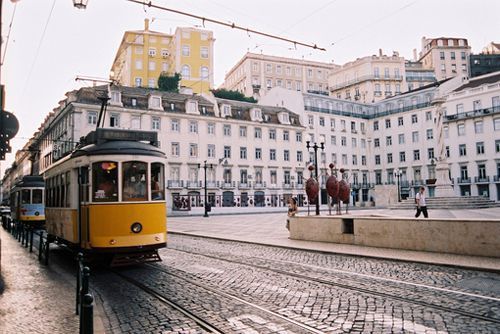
157,72,181,92
211,88,256,103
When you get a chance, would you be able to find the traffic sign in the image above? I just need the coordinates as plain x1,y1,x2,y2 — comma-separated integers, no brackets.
1,111,19,138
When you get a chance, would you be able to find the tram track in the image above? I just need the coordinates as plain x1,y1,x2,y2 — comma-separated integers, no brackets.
165,246,500,326
111,265,328,334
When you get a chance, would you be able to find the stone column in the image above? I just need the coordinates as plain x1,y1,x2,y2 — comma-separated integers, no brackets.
433,98,455,197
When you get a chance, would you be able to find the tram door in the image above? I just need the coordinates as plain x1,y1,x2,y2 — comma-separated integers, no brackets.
78,166,90,246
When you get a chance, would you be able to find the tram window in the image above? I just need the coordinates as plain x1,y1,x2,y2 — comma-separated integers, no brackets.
151,162,165,200
22,190,31,204
123,161,147,201
60,174,66,207
65,171,71,207
93,161,118,202
33,189,43,204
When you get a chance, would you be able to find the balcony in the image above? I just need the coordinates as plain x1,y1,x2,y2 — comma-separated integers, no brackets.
206,181,219,189
222,181,236,189
186,180,202,189
295,183,304,190
457,177,471,184
238,181,251,189
410,180,423,186
167,180,184,189
494,175,500,183
474,176,490,183
282,182,293,190
253,182,267,189
360,182,374,189
444,106,500,122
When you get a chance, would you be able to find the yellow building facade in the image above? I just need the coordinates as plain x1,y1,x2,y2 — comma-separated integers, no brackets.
111,19,214,94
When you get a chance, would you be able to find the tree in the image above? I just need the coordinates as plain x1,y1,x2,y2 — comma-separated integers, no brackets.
158,72,181,92
211,88,256,103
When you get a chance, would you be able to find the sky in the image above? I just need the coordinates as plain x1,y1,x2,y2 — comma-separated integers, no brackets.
1,0,499,173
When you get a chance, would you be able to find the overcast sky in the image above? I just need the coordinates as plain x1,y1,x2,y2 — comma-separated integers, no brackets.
1,0,499,172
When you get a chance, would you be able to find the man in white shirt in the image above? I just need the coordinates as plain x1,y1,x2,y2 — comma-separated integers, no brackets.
415,186,428,218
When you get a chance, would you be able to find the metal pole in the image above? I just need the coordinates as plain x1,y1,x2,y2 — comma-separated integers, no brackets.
203,161,208,218
314,146,320,215
397,175,401,202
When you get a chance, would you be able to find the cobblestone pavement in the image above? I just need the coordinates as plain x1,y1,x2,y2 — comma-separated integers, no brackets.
0,228,79,334
88,233,500,333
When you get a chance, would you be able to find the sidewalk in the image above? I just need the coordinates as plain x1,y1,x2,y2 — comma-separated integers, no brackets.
168,207,500,272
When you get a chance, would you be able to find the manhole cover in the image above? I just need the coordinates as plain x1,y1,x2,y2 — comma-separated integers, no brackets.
456,277,500,294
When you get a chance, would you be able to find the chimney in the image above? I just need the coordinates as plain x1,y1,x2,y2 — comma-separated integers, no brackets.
144,18,149,31
413,48,417,61
379,49,383,57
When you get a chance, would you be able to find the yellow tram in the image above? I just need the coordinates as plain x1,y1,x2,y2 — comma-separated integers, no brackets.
44,129,167,265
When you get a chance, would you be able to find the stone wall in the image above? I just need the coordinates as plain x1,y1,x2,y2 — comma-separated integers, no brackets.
289,215,500,257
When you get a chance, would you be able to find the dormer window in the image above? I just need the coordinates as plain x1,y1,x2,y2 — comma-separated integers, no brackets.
201,106,207,114
170,103,175,111
131,98,137,107
186,100,199,115
251,108,262,121
222,104,231,117
109,91,122,106
278,112,290,125
149,96,162,110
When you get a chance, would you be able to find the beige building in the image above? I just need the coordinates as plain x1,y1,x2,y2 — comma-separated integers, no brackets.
110,19,215,94
222,52,337,98
419,37,471,81
328,51,407,103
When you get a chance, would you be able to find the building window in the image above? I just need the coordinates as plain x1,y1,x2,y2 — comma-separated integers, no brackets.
171,119,179,132
297,151,303,162
459,144,467,156
152,117,160,130
171,143,180,157
207,123,215,135
352,138,357,148
255,128,262,139
189,144,198,157
385,119,391,128
134,77,142,87
135,60,143,70
269,129,276,140
411,114,418,123
476,142,485,155
239,126,247,137
319,117,325,126
361,155,366,165
496,140,500,153
296,132,302,142
412,131,419,143
398,117,404,126
182,45,190,56
426,129,433,140
375,155,380,165
446,146,450,158
460,166,468,180
398,134,405,144
399,151,406,162
461,51,466,60
284,150,290,161
440,51,445,60
223,125,231,136
474,121,483,134
457,123,465,136
240,147,247,159
428,148,434,159
270,149,276,161
201,66,209,81
373,121,379,131
200,46,209,59
386,136,392,146
387,153,393,164
110,113,120,127
208,144,215,158
254,148,262,160
181,65,190,79
413,150,420,160
283,130,289,141
224,146,231,159
341,136,347,146
331,135,337,146
189,121,198,133
494,118,500,131
87,111,97,125
374,138,380,147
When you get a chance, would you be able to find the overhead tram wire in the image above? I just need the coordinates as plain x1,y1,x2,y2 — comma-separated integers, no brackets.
125,0,326,52
1,1,18,66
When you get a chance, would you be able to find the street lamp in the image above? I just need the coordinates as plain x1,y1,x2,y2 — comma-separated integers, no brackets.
394,168,402,202
73,0,88,9
306,140,324,215
198,161,213,217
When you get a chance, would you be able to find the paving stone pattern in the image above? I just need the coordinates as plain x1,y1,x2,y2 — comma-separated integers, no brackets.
0,229,79,334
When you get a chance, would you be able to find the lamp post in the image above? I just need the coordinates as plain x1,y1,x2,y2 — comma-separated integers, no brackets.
394,168,402,202
72,0,88,9
198,161,213,217
306,141,324,215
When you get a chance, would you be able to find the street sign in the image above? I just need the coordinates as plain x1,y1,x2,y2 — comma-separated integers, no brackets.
1,111,19,138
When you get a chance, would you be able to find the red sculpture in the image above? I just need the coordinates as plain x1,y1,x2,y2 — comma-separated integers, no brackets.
305,164,319,204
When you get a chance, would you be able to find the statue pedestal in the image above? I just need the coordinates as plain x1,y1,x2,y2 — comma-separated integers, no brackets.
434,161,455,197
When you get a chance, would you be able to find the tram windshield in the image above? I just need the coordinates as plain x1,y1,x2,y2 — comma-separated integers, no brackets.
92,161,118,202
122,161,147,201
151,163,165,200
33,189,43,204
22,190,31,204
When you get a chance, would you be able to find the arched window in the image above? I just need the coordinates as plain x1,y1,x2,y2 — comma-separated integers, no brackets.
181,65,191,79
200,66,209,81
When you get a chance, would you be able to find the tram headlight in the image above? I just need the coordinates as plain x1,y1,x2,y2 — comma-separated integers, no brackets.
35,211,40,216
131,222,142,233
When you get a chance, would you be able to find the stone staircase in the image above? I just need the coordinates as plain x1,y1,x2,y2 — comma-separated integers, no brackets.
388,196,500,209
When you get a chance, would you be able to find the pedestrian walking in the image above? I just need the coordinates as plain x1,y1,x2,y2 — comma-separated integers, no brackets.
415,186,429,218
286,197,298,230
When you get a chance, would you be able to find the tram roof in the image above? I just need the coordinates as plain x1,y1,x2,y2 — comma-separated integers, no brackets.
14,175,45,188
72,140,165,158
